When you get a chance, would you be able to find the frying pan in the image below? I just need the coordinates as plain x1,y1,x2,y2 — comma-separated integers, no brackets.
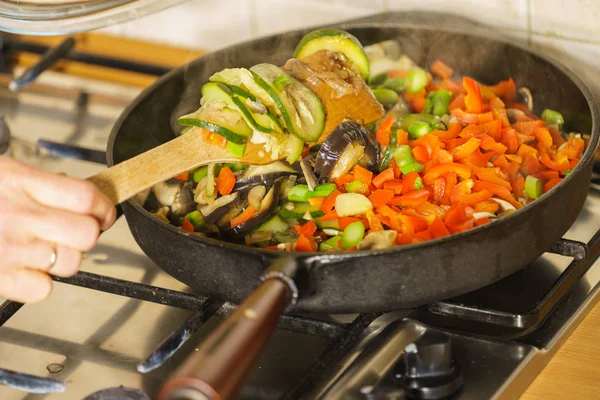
105,22,599,400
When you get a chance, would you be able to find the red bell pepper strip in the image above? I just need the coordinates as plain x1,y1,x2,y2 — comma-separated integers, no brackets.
463,76,483,113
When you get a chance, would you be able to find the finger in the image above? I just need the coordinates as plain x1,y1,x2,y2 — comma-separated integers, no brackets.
47,245,82,278
26,206,100,252
0,267,52,303
21,170,116,230
5,239,56,270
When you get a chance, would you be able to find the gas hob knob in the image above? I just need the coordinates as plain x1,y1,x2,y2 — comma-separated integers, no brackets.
403,331,452,378
395,331,463,400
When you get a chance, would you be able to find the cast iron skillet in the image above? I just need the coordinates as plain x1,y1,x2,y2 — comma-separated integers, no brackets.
106,23,599,400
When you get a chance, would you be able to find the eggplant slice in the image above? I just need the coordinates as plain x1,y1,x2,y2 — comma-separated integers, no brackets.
314,120,380,181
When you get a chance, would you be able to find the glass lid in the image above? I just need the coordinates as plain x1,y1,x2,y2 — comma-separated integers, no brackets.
0,0,189,35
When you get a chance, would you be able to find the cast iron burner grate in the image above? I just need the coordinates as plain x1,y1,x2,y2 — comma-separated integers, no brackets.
0,231,597,397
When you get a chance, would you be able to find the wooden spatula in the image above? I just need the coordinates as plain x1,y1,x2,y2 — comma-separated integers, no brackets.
88,56,384,205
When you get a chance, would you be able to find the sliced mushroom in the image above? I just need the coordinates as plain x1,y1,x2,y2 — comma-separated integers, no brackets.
171,182,195,217
151,206,170,223
472,211,497,220
506,108,526,124
357,230,398,250
248,185,267,211
314,121,380,181
152,180,181,206
199,192,239,218
518,87,533,111
230,179,282,234
300,157,319,191
489,197,517,217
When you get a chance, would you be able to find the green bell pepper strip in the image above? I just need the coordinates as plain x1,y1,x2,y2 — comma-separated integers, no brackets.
346,180,368,193
184,210,205,230
393,145,425,175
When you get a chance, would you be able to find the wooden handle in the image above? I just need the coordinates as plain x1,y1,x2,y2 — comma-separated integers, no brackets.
87,128,240,205
156,277,293,400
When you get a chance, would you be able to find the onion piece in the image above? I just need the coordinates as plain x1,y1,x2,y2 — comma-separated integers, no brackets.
248,185,267,211
472,212,497,220
489,197,516,213
199,192,239,217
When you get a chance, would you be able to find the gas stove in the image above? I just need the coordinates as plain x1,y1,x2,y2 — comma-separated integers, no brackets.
1,11,600,400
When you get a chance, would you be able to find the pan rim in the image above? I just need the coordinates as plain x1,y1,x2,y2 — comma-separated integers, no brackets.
107,21,600,262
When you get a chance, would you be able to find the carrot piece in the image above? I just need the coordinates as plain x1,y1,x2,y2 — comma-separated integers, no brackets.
376,114,395,146
390,190,430,207
372,168,395,188
446,137,470,150
492,107,511,129
443,172,457,205
368,189,395,208
459,189,493,206
450,179,474,203
414,230,434,242
493,155,510,169
472,180,521,208
318,210,338,221
557,137,585,159
473,167,511,188
383,179,404,195
353,165,374,187
429,217,451,238
320,190,340,214
450,137,481,160
174,171,189,181
431,60,454,79
460,120,502,141
544,178,563,193
463,76,483,113
301,220,317,237
540,151,570,173
449,93,466,111
182,218,194,232
412,146,430,163
479,133,507,154
537,170,560,182
402,171,421,194
501,128,519,154
474,199,499,213
512,175,525,197
216,166,236,196
293,225,303,235
296,235,317,252
513,120,546,136
404,91,427,113
534,127,553,149
339,217,363,230
433,177,446,204
334,173,355,188
366,209,384,232
230,205,256,228
396,129,409,145
423,163,472,184
548,126,566,146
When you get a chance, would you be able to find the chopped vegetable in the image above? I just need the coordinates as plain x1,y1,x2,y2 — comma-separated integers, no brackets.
341,221,365,249
230,205,256,228
541,109,564,126
408,121,432,139
525,175,542,199
148,38,588,253
335,193,373,216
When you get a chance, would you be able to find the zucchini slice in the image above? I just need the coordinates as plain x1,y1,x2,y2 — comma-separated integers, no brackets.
177,101,251,144
209,68,278,114
201,82,274,133
293,28,370,80
250,63,324,142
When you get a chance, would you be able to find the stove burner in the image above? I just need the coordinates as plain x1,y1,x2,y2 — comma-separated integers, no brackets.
83,387,151,400
395,332,463,399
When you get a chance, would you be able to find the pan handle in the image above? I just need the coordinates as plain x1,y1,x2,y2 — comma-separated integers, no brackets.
156,257,299,400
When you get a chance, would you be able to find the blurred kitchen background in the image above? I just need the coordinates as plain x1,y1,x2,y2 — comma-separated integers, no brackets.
93,0,600,95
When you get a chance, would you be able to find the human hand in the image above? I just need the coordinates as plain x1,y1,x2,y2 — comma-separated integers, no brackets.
0,156,116,303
